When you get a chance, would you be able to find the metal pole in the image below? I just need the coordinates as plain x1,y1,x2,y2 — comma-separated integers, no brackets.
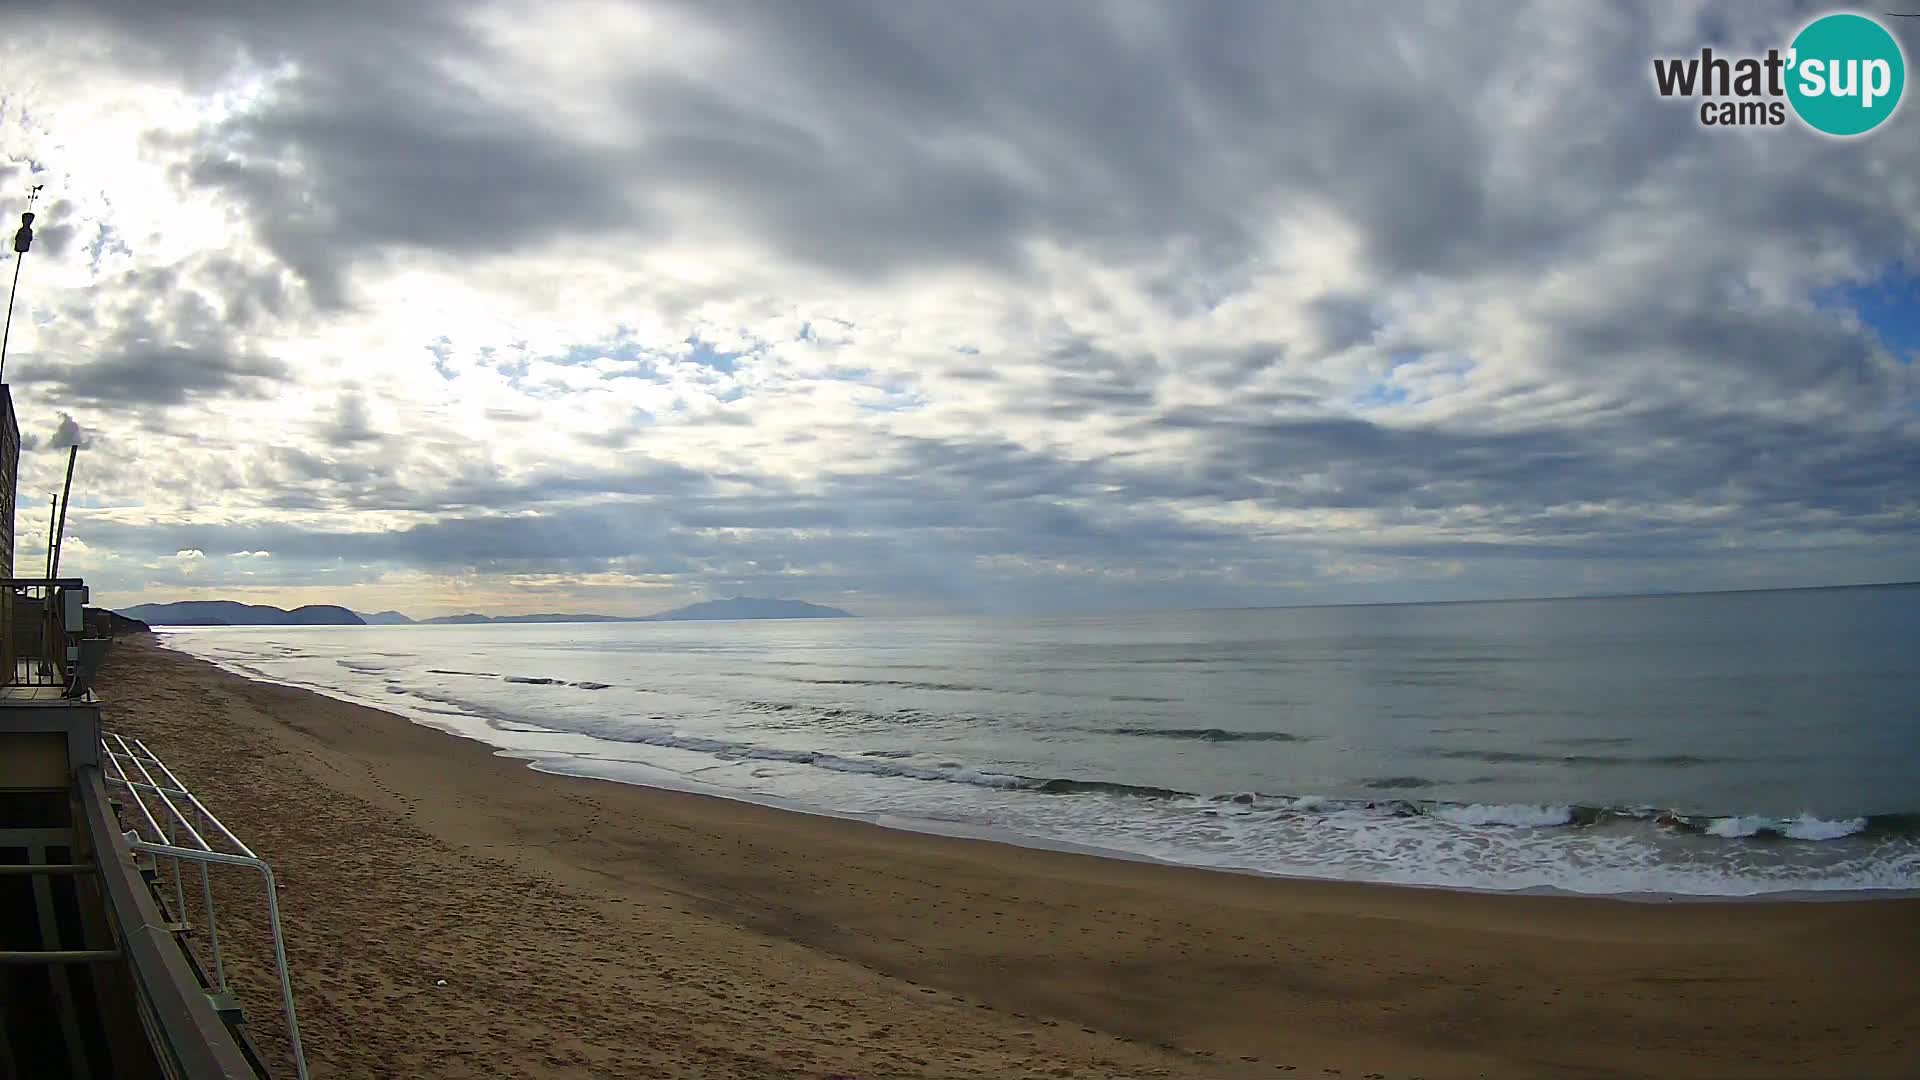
43,493,57,680
255,860,309,1080
1,187,42,385
44,494,57,579
198,861,227,993
50,445,76,578
0,250,22,383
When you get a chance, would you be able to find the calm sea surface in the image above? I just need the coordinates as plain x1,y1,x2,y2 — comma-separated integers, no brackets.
162,586,1920,896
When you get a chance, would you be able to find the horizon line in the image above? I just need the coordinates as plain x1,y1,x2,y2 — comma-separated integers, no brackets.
114,578,1920,623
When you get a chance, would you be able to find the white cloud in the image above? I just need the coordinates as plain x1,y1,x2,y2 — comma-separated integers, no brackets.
2,0,1914,616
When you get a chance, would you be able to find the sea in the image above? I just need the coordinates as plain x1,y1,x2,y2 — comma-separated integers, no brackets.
158,585,1920,898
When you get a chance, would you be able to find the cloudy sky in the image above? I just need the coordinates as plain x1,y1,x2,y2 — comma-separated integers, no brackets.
1,1,1915,618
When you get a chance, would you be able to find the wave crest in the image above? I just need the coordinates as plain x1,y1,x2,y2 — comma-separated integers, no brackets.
1102,726,1313,743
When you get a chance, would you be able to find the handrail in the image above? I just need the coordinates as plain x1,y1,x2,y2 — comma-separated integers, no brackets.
136,737,258,858
77,769,259,1080
0,949,121,964
108,734,211,851
103,732,309,1080
0,862,96,875
125,840,309,1080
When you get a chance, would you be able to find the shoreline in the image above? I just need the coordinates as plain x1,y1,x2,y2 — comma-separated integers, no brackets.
518,751,1915,907
165,631,1912,906
101,634,1920,1078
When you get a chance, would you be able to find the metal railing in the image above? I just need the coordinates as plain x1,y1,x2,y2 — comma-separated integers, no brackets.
2,576,101,695
102,732,309,1080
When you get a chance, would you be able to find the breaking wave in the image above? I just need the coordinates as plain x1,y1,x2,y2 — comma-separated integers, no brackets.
1100,726,1315,743
508,721,1917,843
1425,747,1731,768
427,669,612,690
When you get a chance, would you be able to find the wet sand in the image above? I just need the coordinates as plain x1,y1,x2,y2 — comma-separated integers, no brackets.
99,635,1919,1079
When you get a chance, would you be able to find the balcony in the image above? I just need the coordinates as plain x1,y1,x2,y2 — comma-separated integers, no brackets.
1,577,109,702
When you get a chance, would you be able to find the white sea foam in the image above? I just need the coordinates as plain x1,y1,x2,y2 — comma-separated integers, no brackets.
1706,815,1769,838
1780,815,1868,841
1426,803,1574,828
1705,814,1870,840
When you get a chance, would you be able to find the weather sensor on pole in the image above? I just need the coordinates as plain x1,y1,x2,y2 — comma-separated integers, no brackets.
0,184,44,385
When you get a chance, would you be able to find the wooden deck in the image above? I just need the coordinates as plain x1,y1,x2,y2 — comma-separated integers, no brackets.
0,683,75,703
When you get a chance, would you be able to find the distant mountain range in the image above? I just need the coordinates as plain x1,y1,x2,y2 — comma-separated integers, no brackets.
114,597,854,627
401,599,855,624
410,612,638,625
646,597,852,621
116,601,366,626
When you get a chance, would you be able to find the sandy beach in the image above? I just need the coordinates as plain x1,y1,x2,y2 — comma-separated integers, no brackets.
97,634,1918,1080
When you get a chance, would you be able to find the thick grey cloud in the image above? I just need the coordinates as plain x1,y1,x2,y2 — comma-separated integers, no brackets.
10,253,294,407
180,84,643,308
18,340,287,408
3,5,1721,292
47,413,85,450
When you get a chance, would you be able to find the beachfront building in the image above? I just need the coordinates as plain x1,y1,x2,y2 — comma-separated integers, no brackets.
0,365,292,1074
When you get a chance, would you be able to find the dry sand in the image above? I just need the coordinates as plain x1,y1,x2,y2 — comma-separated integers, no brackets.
98,635,1918,1079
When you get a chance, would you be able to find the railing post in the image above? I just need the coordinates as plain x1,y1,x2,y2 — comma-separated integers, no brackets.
197,860,226,994
49,584,66,681
0,579,13,680
256,860,307,1080
125,842,311,1080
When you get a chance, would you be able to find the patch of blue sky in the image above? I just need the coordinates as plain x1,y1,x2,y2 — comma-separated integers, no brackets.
1354,382,1411,408
542,325,763,376
427,335,458,380
1816,264,1919,365
477,343,533,380
555,337,647,366
1353,350,1422,409
85,221,131,275
682,335,744,373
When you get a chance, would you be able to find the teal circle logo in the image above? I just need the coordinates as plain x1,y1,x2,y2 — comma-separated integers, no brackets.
1787,13,1905,136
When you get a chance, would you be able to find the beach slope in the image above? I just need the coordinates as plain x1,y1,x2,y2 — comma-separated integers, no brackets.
99,637,1918,1079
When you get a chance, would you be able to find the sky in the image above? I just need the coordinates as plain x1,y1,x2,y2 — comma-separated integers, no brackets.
0,1,1916,619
